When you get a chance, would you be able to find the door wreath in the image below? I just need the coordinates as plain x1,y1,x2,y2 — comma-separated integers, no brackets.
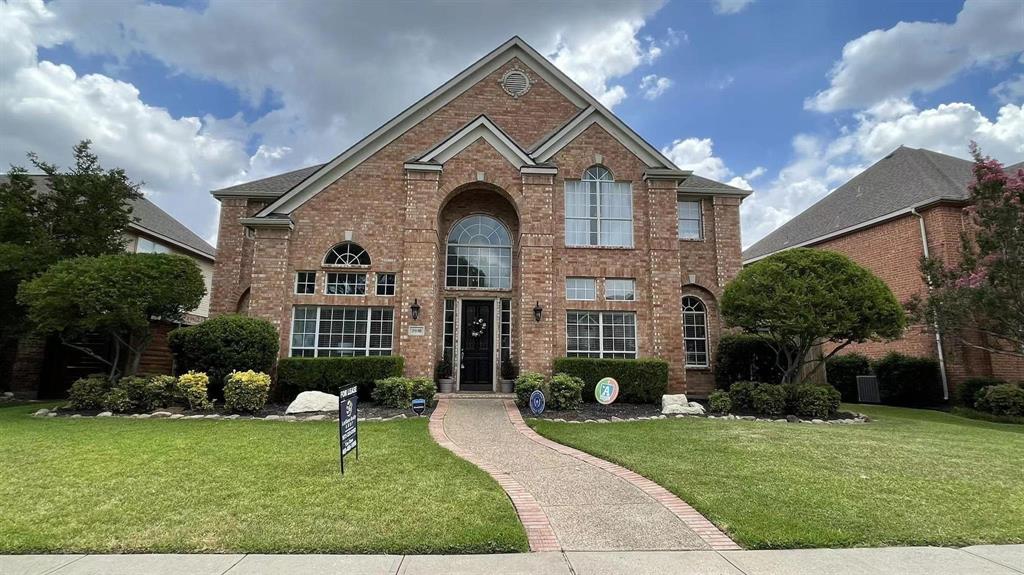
469,317,488,338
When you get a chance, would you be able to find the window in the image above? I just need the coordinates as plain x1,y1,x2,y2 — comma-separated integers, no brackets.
605,278,635,301
565,166,633,247
446,214,512,290
566,311,636,358
376,272,396,296
442,299,456,359
677,200,703,240
295,271,316,294
326,272,366,295
324,242,371,266
136,237,170,254
290,306,394,357
565,277,596,301
682,296,709,367
500,298,512,364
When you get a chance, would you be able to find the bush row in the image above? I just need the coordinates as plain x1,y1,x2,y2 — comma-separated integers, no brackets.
824,352,942,406
974,382,1024,417
718,381,841,419
276,356,405,400
371,376,436,408
168,314,278,398
552,357,668,404
68,370,271,413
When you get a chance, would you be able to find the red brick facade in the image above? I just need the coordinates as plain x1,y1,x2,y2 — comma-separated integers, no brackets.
211,45,746,397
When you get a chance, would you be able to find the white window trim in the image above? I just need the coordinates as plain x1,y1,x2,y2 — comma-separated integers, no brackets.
289,305,394,357
444,214,514,291
325,272,368,296
565,277,597,301
323,242,372,268
565,310,638,359
677,198,704,241
682,295,710,368
565,167,634,249
375,272,397,296
295,271,317,295
604,278,636,301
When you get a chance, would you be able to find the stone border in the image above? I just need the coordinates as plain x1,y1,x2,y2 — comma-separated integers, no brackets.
530,413,868,425
30,408,410,422
504,400,741,551
427,398,560,552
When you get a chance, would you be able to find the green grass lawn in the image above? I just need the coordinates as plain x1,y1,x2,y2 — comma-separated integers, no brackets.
531,404,1024,549
0,403,527,554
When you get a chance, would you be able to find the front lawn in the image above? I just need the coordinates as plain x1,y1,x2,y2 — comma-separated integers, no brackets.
530,404,1024,549
0,403,527,554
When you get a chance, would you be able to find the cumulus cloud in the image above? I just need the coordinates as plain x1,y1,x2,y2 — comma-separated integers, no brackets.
640,74,673,100
712,0,755,15
991,74,1024,105
660,137,761,190
805,0,1024,112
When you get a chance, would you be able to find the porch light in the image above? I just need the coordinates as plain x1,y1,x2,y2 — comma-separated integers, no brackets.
410,299,421,320
533,301,543,322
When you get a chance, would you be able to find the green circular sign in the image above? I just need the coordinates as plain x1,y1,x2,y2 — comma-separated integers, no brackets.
595,377,619,405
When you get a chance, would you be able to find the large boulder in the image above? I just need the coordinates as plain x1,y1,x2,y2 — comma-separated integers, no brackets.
286,391,339,414
662,394,706,415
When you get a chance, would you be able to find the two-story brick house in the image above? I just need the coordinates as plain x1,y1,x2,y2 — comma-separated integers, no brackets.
210,37,749,397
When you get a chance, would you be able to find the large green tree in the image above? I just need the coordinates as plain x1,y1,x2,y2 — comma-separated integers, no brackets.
722,248,905,384
17,253,205,381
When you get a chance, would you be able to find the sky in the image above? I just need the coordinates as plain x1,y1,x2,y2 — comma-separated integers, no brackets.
1,0,1022,249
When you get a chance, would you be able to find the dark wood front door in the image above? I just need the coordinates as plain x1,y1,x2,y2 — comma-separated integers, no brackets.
460,300,494,391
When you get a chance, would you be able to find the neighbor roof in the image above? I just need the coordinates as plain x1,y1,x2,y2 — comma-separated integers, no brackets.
212,164,324,198
743,146,980,263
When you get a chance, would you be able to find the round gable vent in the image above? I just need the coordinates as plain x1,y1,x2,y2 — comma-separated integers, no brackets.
500,69,531,98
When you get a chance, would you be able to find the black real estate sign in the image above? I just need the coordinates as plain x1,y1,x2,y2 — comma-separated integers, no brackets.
339,385,358,475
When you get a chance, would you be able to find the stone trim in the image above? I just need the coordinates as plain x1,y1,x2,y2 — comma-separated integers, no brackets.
503,400,741,551
427,398,560,552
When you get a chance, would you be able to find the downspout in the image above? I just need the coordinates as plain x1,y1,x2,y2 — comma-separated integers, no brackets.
910,207,950,401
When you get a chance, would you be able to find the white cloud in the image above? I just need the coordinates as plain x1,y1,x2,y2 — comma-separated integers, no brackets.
640,74,673,100
660,136,759,190
991,74,1024,104
805,0,1024,112
712,0,755,15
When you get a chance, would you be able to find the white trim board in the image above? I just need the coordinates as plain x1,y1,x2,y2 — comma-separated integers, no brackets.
417,116,535,168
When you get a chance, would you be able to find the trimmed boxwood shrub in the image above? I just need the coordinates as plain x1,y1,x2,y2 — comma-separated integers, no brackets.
514,372,546,407
750,383,787,417
552,357,668,404
372,377,413,408
957,376,1005,407
549,373,584,411
825,353,870,402
275,356,404,400
975,383,1024,416
409,377,437,405
223,370,272,413
168,314,279,397
714,334,784,389
708,390,731,414
787,383,841,419
872,352,942,406
728,381,758,412
67,374,109,410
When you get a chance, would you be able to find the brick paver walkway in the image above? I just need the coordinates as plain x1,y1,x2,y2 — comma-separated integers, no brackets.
429,397,739,552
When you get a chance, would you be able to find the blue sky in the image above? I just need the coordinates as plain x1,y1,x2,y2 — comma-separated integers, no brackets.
2,0,1022,247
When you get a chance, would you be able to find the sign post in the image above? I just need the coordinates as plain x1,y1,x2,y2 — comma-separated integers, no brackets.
339,385,359,476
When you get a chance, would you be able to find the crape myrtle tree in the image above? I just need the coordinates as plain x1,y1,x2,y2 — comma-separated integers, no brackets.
721,248,905,384
18,253,205,382
910,144,1024,359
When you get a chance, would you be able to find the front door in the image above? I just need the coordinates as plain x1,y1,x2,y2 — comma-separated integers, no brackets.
460,300,494,391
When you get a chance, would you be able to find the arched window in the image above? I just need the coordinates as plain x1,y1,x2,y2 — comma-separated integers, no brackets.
682,296,709,367
446,214,512,290
565,165,633,247
324,242,370,267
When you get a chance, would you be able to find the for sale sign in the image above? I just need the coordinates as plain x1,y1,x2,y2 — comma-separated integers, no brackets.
339,386,359,475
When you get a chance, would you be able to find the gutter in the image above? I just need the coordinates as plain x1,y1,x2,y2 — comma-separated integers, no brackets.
910,207,950,401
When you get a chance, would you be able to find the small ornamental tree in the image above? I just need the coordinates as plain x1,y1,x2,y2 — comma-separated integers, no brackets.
17,253,205,381
721,248,905,384
910,144,1024,360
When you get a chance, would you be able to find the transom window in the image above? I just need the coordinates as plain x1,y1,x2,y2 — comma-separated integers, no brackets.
291,306,393,357
136,237,171,254
566,311,637,359
682,296,709,367
678,200,703,240
446,214,512,290
565,165,633,248
566,277,596,301
326,272,366,295
376,272,396,296
605,278,636,301
324,242,371,267
295,271,316,294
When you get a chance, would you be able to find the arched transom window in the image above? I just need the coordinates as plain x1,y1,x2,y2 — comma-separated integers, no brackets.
682,296,709,367
446,214,512,290
324,242,370,267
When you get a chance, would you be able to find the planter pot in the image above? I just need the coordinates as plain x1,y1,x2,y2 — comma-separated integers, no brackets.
439,379,454,394
500,379,514,394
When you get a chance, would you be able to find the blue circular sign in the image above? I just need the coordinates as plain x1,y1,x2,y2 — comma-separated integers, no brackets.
529,389,546,415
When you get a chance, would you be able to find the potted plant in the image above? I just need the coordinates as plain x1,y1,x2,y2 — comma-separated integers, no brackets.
500,355,517,394
436,350,454,393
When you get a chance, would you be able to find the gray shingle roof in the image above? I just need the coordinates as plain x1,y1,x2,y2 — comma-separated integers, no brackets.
742,146,980,262
213,164,324,194
679,174,751,195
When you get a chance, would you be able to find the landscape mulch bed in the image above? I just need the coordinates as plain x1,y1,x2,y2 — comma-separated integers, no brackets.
46,402,434,420
522,402,666,421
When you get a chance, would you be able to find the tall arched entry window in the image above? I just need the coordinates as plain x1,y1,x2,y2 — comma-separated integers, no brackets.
682,296,709,367
445,214,512,290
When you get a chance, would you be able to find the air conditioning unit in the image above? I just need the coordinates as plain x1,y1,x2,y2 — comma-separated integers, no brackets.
857,375,880,404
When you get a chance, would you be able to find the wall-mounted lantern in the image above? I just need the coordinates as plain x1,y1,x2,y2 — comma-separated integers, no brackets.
410,299,421,320
533,301,543,322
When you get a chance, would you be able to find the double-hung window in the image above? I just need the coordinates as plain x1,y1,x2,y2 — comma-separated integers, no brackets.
565,277,596,301
291,306,394,357
566,311,636,358
677,199,703,240
565,166,633,247
295,271,316,294
326,272,366,295
604,278,635,301
376,272,396,296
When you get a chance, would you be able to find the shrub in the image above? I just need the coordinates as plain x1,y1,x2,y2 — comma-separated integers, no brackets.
275,356,404,400
549,373,584,411
714,334,785,388
67,374,109,410
372,377,413,408
728,381,759,412
552,357,668,404
826,353,870,402
708,390,731,414
168,314,279,397
788,384,842,419
872,353,942,406
957,376,1005,407
750,383,787,417
514,372,546,407
114,376,159,411
409,377,437,405
102,388,135,413
177,371,213,411
146,375,181,408
975,383,1024,417
223,370,272,413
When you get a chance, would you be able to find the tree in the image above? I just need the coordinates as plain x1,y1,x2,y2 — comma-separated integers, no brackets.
17,253,205,381
721,248,905,384
911,144,1024,359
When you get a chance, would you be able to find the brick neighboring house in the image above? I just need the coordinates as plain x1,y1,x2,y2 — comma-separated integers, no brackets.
210,37,750,397
2,175,217,398
743,146,1024,399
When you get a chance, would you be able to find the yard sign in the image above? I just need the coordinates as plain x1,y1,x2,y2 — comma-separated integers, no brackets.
339,385,359,475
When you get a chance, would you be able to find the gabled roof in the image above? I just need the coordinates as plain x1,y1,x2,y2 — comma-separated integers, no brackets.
678,174,751,197
742,146,979,263
410,115,534,169
212,164,324,199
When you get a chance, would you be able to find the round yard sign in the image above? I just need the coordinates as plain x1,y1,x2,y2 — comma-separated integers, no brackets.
529,389,546,415
595,377,619,405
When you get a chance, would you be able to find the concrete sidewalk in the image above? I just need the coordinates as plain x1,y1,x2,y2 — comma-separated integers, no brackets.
3,545,1022,574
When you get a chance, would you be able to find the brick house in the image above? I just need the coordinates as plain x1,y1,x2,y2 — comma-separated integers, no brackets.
743,146,1024,399
210,37,749,397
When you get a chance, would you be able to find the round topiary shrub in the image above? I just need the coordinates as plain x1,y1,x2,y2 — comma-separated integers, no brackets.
514,372,546,407
788,384,842,419
177,371,213,411
727,381,759,412
750,383,787,417
168,314,279,397
549,373,584,411
67,374,110,410
708,390,731,414
975,383,1024,416
223,370,272,413
372,376,412,408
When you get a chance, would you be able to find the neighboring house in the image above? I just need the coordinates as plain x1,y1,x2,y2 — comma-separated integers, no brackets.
3,175,217,397
210,37,750,397
743,146,1024,399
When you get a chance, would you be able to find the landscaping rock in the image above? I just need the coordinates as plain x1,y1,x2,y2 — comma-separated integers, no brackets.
151,412,173,418
596,418,609,423
282,415,297,422
47,412,57,417
169,414,184,419
811,418,824,424
286,391,340,414
185,415,205,420
610,416,623,422
32,409,50,417
225,414,240,419
662,394,707,415
305,414,327,421
97,411,113,417
138,414,152,419
264,415,281,421
70,414,82,418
